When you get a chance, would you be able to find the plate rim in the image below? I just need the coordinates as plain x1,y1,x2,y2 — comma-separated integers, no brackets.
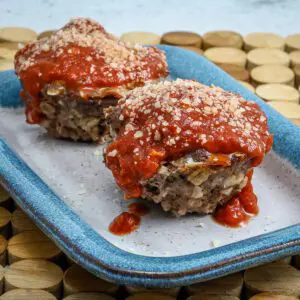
1,46,300,287
1,143,300,287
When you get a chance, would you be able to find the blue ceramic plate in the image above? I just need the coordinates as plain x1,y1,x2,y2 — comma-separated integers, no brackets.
0,46,300,288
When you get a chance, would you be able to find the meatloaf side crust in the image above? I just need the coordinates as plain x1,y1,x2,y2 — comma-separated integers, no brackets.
37,82,119,142
141,151,251,216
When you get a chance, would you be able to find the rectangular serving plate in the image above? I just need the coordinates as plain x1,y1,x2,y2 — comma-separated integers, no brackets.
0,45,300,288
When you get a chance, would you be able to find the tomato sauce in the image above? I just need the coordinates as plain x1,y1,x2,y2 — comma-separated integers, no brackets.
213,171,258,227
109,212,140,236
109,202,149,235
105,80,273,199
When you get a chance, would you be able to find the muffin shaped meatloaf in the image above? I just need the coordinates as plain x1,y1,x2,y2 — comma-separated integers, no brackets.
104,79,273,216
14,18,168,142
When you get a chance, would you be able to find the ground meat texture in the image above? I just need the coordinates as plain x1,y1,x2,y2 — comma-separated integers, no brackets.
38,83,119,142
142,151,251,216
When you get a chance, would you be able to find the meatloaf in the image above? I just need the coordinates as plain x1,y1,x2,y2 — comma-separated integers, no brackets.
14,18,168,142
142,151,251,216
104,79,273,216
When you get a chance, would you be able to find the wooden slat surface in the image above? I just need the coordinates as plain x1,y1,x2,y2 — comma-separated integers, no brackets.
126,286,180,297
4,259,63,298
187,272,243,297
250,65,295,87
204,47,247,67
126,293,175,300
0,289,57,299
246,48,290,70
11,208,38,235
202,31,243,50
63,265,118,297
0,27,37,43
161,31,202,47
7,230,62,263
120,32,161,45
285,34,300,53
255,83,299,102
63,293,115,300
0,25,300,300
187,296,240,300
243,32,285,52
244,263,300,298
249,293,298,300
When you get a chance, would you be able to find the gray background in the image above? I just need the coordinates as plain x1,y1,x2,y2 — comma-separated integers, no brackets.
0,0,299,36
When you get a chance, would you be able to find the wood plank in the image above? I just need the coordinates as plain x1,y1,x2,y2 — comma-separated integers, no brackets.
120,32,161,45
250,65,294,87
204,47,246,67
294,65,300,88
243,32,284,52
63,292,115,299
0,265,4,295
268,101,300,125
7,230,62,263
0,235,7,266
289,50,300,67
63,265,118,297
247,48,290,71
38,30,56,40
187,272,243,297
238,81,255,93
0,27,37,43
0,186,10,204
4,259,63,298
161,31,202,47
256,84,299,102
127,293,175,300
0,186,13,211
11,208,38,235
202,31,243,50
285,34,300,53
126,286,180,297
244,262,300,298
180,46,203,55
0,207,11,238
0,289,56,299
249,292,298,299
187,296,239,300
219,64,250,81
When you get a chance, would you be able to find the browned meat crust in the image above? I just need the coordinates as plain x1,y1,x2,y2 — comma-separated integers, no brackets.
141,151,252,216
35,83,120,142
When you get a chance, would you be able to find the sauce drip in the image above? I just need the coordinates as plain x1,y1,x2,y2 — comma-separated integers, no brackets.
213,171,258,227
109,212,140,236
109,202,149,236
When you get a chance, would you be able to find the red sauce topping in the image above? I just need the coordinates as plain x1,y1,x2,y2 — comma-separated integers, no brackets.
128,202,150,216
108,212,140,236
14,18,168,124
213,171,258,227
105,79,273,199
